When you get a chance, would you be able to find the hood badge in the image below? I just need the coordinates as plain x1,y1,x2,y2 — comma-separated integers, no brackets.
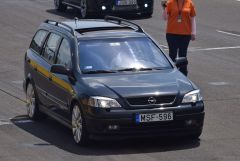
148,97,157,104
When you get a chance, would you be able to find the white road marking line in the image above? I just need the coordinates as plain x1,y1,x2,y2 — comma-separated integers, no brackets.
0,120,12,126
189,46,240,51
160,45,168,48
163,46,240,51
208,82,229,86
163,46,202,50
189,47,202,49
217,30,240,37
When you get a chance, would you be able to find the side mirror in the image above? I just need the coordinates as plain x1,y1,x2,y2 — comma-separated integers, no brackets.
175,57,188,68
50,64,71,76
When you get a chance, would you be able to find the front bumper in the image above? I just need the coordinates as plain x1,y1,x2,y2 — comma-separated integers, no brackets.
84,102,205,138
89,0,153,14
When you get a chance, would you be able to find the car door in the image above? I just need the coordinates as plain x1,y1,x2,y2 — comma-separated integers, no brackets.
34,32,62,108
26,30,49,105
47,38,73,113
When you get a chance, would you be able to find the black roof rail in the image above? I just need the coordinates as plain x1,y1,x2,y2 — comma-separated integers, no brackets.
44,19,75,36
104,15,144,33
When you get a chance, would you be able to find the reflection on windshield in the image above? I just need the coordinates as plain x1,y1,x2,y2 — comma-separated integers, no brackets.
79,37,172,73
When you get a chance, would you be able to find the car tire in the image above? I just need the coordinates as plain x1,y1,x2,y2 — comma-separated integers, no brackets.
141,12,153,18
54,0,67,12
26,82,44,120
72,104,89,145
79,0,88,18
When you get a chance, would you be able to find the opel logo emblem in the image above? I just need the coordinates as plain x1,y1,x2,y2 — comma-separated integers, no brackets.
148,97,156,104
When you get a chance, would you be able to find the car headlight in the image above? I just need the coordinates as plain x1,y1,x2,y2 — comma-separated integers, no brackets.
182,90,203,103
87,96,121,108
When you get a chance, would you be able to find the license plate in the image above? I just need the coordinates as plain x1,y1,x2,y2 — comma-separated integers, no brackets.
136,112,173,123
116,0,137,6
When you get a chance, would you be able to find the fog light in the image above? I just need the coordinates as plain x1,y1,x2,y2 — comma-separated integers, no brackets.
185,120,198,126
185,120,193,126
108,125,119,130
102,6,106,10
144,3,148,8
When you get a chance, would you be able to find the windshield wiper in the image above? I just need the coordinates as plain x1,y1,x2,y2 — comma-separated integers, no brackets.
82,67,168,74
151,67,167,70
117,67,165,72
117,68,138,72
82,70,117,74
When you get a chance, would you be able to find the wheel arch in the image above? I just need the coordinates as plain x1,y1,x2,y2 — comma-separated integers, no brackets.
25,73,33,92
70,98,80,113
25,73,40,101
69,97,87,116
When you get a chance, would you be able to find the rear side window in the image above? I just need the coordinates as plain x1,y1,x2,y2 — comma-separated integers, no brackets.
42,33,62,64
30,30,48,54
56,39,72,68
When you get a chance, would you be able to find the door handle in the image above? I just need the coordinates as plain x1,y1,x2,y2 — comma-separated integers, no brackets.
26,59,31,63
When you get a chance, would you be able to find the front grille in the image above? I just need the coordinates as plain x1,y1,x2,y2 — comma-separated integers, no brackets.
126,95,176,106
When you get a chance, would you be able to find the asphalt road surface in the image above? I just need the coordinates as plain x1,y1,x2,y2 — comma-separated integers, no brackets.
0,0,240,161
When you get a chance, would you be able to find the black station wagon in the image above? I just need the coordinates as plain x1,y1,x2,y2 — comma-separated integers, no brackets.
23,16,205,145
54,0,154,18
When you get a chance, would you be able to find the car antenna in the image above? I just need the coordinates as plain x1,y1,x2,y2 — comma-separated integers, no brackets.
74,17,78,28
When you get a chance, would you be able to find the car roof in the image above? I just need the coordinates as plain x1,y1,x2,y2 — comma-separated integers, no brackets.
62,20,121,30
42,16,146,39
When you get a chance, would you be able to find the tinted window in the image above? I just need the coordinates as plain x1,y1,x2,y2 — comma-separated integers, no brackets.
79,37,172,72
42,33,61,63
30,30,48,54
56,39,72,68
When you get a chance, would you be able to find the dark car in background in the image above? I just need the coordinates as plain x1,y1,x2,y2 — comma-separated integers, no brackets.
23,16,204,145
54,0,154,18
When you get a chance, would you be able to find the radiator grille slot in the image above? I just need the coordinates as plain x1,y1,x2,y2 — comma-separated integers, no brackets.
127,95,176,106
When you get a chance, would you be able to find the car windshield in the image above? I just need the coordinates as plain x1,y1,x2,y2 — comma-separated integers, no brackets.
78,37,172,73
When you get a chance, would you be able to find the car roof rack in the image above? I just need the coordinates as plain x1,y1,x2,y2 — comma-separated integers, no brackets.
76,26,134,34
44,19,75,36
104,15,144,33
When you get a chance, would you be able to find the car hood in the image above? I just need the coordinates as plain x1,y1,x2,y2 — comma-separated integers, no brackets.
80,69,194,99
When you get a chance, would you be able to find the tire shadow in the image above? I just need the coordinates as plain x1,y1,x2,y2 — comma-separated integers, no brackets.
11,115,201,156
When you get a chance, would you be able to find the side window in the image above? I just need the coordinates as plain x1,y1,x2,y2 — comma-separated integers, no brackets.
30,30,48,54
56,39,72,68
42,33,61,63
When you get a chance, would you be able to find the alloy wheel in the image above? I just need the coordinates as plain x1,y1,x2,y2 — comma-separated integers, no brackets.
54,0,60,8
26,84,36,118
80,0,87,18
72,105,83,143
54,0,59,8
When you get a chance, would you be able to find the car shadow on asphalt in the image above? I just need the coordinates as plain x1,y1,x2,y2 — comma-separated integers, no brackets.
46,8,152,20
11,115,200,156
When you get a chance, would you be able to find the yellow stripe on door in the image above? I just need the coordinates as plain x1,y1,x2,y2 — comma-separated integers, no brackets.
29,59,74,94
51,74,74,94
